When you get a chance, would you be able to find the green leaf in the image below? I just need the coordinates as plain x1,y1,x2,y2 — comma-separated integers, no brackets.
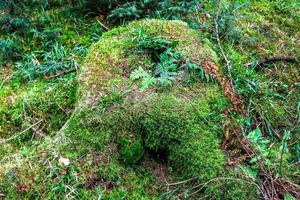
284,193,296,200
130,67,156,90
130,67,149,80
140,76,156,91
239,165,258,181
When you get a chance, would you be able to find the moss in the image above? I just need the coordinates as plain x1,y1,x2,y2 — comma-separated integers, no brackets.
0,23,257,200
0,79,77,136
202,168,259,200
168,128,225,181
0,19,260,199
0,79,77,160
79,19,219,106
79,84,228,184
71,19,230,196
117,133,144,166
1,1,299,198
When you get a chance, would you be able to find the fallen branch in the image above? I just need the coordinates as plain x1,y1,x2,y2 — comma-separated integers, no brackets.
245,56,297,69
46,67,78,79
214,16,232,75
0,120,43,145
214,14,245,114
167,177,195,186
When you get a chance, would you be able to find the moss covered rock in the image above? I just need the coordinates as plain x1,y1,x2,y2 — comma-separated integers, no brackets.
76,19,228,184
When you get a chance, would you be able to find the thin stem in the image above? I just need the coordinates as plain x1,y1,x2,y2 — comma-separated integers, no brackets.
0,119,43,145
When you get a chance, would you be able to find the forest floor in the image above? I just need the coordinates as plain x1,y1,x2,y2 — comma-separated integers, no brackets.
0,1,299,199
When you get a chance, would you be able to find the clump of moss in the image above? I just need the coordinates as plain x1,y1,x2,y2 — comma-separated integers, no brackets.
83,84,228,183
0,79,77,154
117,133,144,166
74,19,243,196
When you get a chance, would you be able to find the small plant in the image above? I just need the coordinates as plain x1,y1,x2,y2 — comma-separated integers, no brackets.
130,34,179,89
108,2,142,21
130,67,157,91
136,32,177,61
154,49,181,84
15,44,80,80
131,33,215,90
208,1,249,43
246,128,272,166
99,87,125,112
80,0,200,24
50,163,79,197
246,128,296,178
279,130,291,175
0,38,20,64
184,58,215,82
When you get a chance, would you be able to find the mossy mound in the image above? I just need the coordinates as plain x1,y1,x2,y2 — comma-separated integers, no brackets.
84,87,228,181
67,19,258,198
77,19,227,182
59,89,258,199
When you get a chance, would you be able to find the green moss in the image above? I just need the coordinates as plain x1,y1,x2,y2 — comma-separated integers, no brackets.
71,19,230,196
0,79,77,159
202,168,259,200
117,133,144,166
168,128,225,181
71,19,228,184
79,19,219,106
0,18,261,199
0,80,77,135
1,1,299,198
80,84,228,183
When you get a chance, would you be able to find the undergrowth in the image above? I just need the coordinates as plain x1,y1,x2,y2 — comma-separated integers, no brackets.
0,0,299,199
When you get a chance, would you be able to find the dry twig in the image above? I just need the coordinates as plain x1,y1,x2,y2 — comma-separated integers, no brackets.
214,14,244,114
46,67,78,79
214,16,232,75
0,119,43,145
189,177,261,197
167,177,195,186
245,56,297,69
97,19,110,31
0,72,15,90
